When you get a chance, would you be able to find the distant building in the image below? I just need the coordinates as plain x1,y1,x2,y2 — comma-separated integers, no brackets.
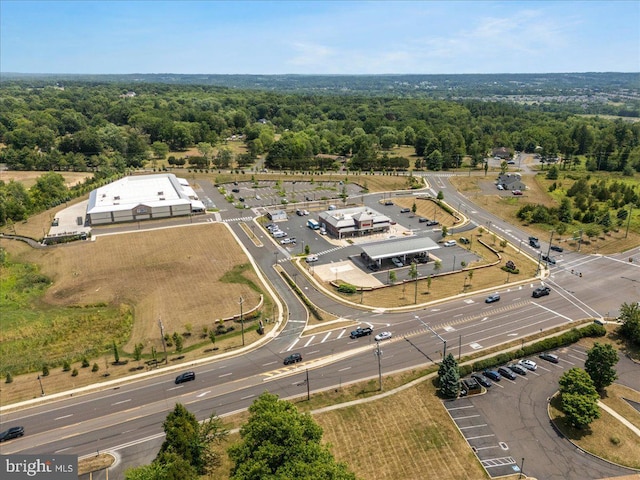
317,206,391,239
497,172,526,191
86,174,205,225
491,147,511,159
266,209,288,222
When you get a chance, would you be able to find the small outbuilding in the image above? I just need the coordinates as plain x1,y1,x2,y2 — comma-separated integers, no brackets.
497,172,526,191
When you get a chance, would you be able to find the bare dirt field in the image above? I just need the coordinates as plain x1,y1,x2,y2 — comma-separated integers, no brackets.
0,170,92,189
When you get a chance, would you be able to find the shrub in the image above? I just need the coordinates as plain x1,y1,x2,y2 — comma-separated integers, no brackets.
91,363,99,372
42,364,49,377
337,283,357,294
5,372,13,384
71,368,78,377
81,357,90,368
63,360,71,372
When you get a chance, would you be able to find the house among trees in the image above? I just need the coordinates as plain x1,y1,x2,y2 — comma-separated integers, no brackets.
497,172,526,191
492,147,512,159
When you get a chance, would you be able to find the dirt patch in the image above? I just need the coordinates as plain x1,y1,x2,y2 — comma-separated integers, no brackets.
0,171,92,189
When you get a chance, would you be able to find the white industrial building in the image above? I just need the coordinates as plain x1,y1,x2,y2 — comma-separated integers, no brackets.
86,174,205,225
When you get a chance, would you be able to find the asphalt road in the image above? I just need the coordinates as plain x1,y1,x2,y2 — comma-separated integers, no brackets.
1,172,638,480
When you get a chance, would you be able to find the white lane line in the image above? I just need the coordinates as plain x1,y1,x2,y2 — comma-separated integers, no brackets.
241,394,255,400
531,302,574,322
167,386,182,391
337,330,346,339
287,338,301,352
475,445,501,451
55,414,73,421
304,336,316,348
321,332,332,343
338,367,351,372
197,391,211,398
55,447,72,453
448,406,475,411
262,361,277,367
219,372,232,377
112,399,131,406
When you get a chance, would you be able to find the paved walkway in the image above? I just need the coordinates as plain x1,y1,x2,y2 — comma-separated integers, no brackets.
598,401,640,438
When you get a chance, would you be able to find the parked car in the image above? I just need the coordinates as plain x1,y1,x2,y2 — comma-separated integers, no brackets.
305,254,318,263
384,200,394,206
541,254,556,265
508,363,527,375
459,237,470,244
367,263,380,272
443,240,457,247
550,245,564,252
483,369,501,381
425,220,439,226
232,188,240,193
512,189,523,195
507,160,516,165
497,184,504,190
532,286,551,298
418,217,428,223
374,331,392,342
175,371,196,384
281,237,296,245
283,353,303,365
350,327,373,339
52,218,59,226
400,208,411,213
391,257,404,268
0,426,24,442
471,373,492,388
529,236,540,248
273,231,287,238
539,352,559,363
498,366,517,380
485,293,500,303
519,359,537,371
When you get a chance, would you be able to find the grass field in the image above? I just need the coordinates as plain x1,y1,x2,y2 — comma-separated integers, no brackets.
0,171,92,189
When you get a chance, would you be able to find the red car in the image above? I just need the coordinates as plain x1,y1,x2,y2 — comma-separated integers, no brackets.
512,190,523,195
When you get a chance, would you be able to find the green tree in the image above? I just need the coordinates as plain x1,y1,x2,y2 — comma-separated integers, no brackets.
133,343,144,362
228,392,356,480
408,262,419,303
438,353,460,399
558,368,600,429
441,225,448,238
113,341,120,364
389,270,397,284
584,343,618,393
617,301,640,346
151,141,169,159
411,201,417,214
433,260,442,275
172,332,183,353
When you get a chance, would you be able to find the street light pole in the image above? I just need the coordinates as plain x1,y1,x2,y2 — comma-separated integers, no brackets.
415,315,447,358
375,341,383,391
159,317,168,364
37,375,45,396
239,296,245,346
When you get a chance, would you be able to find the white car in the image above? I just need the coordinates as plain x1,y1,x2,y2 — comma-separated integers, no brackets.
305,254,318,263
375,331,392,342
443,240,457,247
519,359,537,371
391,257,404,268
280,238,296,245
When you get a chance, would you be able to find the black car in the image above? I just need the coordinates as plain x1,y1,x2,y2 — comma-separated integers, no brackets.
175,371,196,384
532,286,551,298
539,352,559,363
508,363,527,376
284,353,303,365
418,217,428,223
541,254,556,264
0,426,25,442
232,188,240,193
350,327,373,339
384,200,394,206
483,369,501,381
498,366,517,380
550,245,564,252
367,263,380,271
471,373,492,388
529,236,540,248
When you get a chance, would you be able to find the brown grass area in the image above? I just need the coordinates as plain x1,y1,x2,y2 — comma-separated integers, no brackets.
550,391,640,470
316,382,486,480
78,453,115,475
601,384,640,431
0,171,92,189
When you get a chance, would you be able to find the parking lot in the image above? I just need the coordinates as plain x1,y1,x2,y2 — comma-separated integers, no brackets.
444,345,635,480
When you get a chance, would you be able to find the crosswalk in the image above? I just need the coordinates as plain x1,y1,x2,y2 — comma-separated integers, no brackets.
222,216,254,223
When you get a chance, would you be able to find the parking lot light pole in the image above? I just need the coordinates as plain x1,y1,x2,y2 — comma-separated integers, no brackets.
239,296,245,347
375,341,383,391
415,315,447,358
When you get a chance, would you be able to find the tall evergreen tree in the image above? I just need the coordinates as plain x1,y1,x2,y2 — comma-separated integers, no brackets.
438,353,460,399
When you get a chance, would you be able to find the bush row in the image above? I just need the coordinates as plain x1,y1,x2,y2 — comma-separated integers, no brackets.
459,323,605,377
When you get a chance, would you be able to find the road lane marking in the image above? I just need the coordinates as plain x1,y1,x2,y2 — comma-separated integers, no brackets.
219,373,232,377
460,424,488,430
287,338,300,351
453,414,480,420
321,332,332,343
304,336,316,347
197,391,211,398
467,434,495,440
241,394,255,400
55,414,73,420
111,399,131,406
338,367,351,372
262,361,277,366
336,330,346,339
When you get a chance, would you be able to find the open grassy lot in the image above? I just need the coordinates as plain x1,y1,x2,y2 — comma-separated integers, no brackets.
0,170,92,189
0,223,269,403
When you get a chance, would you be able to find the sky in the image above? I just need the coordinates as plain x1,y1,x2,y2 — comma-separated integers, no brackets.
1,0,638,75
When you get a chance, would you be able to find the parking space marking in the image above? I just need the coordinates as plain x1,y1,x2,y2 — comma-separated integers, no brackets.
559,358,575,366
467,434,495,440
568,353,584,362
482,457,517,468
460,424,488,430
475,445,501,451
453,414,481,420
448,405,475,411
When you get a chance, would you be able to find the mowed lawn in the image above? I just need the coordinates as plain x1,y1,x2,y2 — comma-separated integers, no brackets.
316,381,487,480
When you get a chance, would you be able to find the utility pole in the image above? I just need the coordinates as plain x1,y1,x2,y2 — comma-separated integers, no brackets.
625,203,633,238
375,341,383,391
239,296,245,346
306,369,310,401
545,230,554,261
159,317,168,364
37,375,45,396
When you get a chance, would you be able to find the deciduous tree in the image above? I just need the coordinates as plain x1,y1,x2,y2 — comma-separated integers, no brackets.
584,343,618,393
